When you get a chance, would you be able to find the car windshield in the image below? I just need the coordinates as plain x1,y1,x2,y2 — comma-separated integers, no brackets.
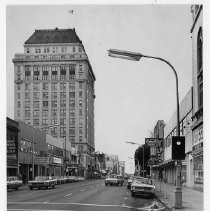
35,176,49,181
134,178,150,184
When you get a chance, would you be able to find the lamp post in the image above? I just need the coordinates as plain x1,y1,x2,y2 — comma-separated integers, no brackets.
126,141,145,177
128,157,140,176
110,49,181,208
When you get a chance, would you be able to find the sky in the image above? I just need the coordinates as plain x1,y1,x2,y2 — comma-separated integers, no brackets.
5,4,194,173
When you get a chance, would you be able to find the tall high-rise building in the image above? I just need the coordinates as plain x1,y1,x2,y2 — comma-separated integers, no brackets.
13,28,96,177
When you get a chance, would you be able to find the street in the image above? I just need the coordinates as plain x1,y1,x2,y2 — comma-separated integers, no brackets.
7,179,168,211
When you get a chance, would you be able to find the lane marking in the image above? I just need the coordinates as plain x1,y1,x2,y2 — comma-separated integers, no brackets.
8,209,76,211
64,193,72,197
18,194,32,198
43,201,49,203
7,201,153,210
80,189,85,192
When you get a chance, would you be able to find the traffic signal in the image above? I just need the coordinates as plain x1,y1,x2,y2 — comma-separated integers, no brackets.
172,136,185,160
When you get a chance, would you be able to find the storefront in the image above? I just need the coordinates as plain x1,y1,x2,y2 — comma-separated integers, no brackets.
192,125,203,188
7,118,19,176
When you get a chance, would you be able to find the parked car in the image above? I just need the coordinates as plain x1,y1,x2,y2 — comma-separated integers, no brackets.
105,174,124,186
7,176,23,190
52,176,62,185
67,176,78,183
77,177,85,181
28,176,57,190
131,178,155,198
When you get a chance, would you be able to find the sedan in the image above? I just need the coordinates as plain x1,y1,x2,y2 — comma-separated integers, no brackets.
131,178,155,198
7,176,23,190
28,176,57,190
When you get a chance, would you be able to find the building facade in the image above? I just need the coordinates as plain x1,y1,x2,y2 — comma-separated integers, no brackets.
191,5,203,190
13,28,96,177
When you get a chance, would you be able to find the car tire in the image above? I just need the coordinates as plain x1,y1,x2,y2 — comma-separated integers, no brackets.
29,187,33,190
131,192,135,197
52,185,55,189
121,183,123,186
105,184,107,186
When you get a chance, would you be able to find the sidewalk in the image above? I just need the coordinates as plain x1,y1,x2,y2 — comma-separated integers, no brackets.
154,180,203,211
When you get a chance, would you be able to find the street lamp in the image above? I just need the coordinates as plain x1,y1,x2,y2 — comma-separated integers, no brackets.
126,141,145,177
128,157,140,176
110,49,181,208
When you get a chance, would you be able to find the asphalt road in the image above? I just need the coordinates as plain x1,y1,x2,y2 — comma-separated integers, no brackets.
7,179,168,211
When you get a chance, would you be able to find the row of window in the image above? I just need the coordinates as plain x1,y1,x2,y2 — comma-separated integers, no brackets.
23,108,83,117
17,100,83,108
26,46,84,54
19,82,83,91
17,91,83,100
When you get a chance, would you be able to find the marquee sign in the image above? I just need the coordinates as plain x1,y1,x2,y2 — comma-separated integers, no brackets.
145,138,163,147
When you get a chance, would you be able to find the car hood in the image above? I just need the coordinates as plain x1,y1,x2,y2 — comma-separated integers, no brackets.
105,178,118,181
131,183,155,188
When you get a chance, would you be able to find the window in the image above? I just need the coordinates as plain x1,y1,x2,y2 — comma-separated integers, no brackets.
70,100,75,107
70,92,75,98
33,83,39,91
25,66,31,80
60,118,66,125
34,92,40,99
33,110,39,117
69,65,75,79
33,66,40,80
78,145,83,152
69,127,75,134
25,119,30,124
52,101,57,107
51,66,58,80
17,110,21,117
79,100,82,107
61,47,67,53
70,136,75,142
51,127,58,136
25,101,30,108
69,109,75,116
25,84,31,91
79,47,82,52
17,85,21,90
51,109,57,116
42,66,49,80
69,82,75,89
43,83,48,90
51,83,57,90
42,110,48,116
17,93,21,99
44,47,50,53
25,93,30,99
60,109,66,116
26,48,30,53
60,100,66,107
43,92,49,99
42,118,48,125
79,136,83,142
34,119,39,126
79,109,83,116
79,127,83,134
79,65,82,71
79,91,82,97
79,118,83,125
51,118,57,125
52,92,57,98
69,118,75,125
60,127,66,135
79,72,83,79
60,83,66,90
35,47,41,53
52,47,58,53
60,65,66,80
17,101,21,108
33,101,39,108
79,82,83,89
72,47,75,52
43,101,49,107
60,92,66,98
197,28,203,108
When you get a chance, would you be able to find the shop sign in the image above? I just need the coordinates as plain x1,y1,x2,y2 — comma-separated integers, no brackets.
193,126,203,146
145,138,162,147
7,140,18,156
35,156,49,165
53,157,62,164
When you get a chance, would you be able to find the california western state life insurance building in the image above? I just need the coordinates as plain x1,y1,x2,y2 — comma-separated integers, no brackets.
13,28,96,177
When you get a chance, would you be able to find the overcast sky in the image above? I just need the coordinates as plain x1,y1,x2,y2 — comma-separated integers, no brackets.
5,4,193,173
